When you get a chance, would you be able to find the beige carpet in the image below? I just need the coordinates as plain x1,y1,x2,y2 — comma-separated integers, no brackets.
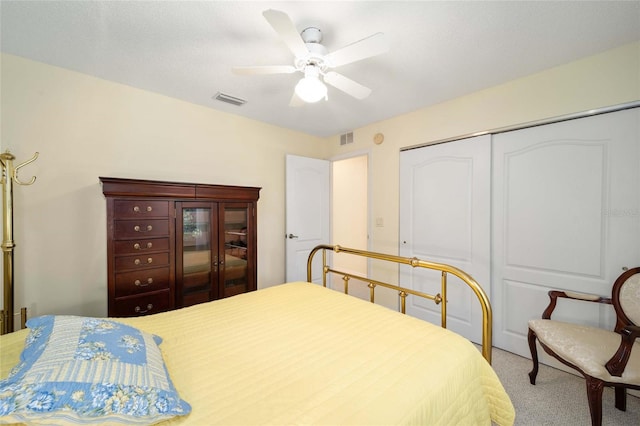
491,347,640,425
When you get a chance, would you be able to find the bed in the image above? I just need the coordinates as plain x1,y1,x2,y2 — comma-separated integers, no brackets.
0,245,515,425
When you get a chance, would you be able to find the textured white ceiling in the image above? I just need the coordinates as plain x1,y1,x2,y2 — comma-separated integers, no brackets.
2,1,639,137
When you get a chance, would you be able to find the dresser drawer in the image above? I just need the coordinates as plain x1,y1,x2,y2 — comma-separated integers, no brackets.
114,238,170,255
110,290,171,317
115,267,170,297
115,252,170,271
114,200,169,219
114,219,169,239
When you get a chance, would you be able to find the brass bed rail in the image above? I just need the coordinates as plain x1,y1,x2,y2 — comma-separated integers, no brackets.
307,244,493,364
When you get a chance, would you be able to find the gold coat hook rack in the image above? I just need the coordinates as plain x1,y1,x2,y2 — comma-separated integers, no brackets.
0,150,38,335
8,152,39,186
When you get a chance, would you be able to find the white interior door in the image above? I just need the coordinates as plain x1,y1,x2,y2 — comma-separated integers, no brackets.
399,135,491,344
492,108,640,358
285,155,330,283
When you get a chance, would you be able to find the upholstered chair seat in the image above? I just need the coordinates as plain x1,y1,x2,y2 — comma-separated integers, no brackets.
528,267,640,426
529,319,640,385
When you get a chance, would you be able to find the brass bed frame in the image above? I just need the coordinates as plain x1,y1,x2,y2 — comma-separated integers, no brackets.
307,244,493,363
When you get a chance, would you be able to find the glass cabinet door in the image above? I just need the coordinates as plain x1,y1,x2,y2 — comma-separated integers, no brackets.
222,204,251,297
177,201,254,305
177,202,217,307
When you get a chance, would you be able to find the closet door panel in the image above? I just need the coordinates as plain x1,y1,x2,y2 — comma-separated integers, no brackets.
492,108,639,357
399,135,491,344
411,157,472,260
503,141,605,276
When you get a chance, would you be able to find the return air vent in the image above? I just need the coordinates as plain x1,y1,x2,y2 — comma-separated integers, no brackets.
340,132,354,145
213,92,246,106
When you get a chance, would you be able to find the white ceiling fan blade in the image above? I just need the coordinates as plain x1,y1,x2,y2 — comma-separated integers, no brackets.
324,72,372,99
289,91,305,107
232,65,297,75
262,9,309,59
325,32,389,67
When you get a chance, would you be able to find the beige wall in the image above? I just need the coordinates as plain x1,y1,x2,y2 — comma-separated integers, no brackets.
0,53,327,321
1,40,638,321
331,155,368,297
325,41,640,287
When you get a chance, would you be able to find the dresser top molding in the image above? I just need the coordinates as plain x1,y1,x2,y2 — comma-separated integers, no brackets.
99,177,261,201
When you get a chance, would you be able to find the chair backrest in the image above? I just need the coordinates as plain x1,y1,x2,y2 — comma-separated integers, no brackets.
613,267,640,330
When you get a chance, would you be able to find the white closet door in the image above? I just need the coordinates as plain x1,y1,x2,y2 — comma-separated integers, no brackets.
492,108,640,357
399,135,491,344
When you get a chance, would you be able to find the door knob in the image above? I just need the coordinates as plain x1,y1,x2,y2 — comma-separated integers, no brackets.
288,234,299,239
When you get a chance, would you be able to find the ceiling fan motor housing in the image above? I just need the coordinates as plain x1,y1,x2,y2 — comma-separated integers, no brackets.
293,27,327,70
301,27,322,43
296,44,328,71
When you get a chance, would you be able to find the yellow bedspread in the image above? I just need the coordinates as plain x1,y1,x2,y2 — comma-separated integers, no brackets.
0,282,515,425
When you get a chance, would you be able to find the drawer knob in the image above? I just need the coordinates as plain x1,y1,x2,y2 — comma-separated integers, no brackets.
134,258,141,265
134,278,153,287
147,257,153,264
133,206,153,213
134,304,153,314
133,242,153,250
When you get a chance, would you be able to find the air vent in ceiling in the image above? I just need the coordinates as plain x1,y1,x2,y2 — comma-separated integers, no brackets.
340,132,354,145
213,92,246,106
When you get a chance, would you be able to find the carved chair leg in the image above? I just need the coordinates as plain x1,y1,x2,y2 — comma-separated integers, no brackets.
586,377,604,426
528,328,539,385
614,386,627,412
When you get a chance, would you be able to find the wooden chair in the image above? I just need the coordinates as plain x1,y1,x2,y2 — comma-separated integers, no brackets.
528,267,640,426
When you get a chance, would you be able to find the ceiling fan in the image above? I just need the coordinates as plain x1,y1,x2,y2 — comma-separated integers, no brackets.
232,9,389,105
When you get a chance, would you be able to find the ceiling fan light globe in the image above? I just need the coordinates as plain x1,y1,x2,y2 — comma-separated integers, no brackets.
295,76,327,103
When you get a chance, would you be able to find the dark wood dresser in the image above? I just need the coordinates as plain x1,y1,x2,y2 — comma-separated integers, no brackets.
100,177,260,317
